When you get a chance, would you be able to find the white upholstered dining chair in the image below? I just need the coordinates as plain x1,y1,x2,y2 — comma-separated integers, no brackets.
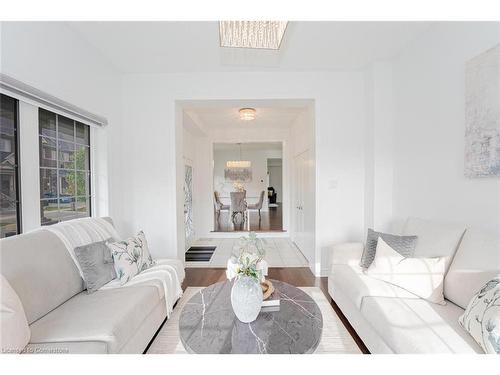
247,190,265,218
230,191,247,225
214,191,230,218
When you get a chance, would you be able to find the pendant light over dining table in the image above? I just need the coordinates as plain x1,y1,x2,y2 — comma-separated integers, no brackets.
226,143,251,169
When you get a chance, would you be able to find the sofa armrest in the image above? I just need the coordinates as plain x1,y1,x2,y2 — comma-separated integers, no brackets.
330,242,364,268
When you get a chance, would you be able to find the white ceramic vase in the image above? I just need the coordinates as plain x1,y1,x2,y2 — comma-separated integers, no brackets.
231,276,263,323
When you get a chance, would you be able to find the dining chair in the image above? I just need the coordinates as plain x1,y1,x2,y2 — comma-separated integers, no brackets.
230,191,247,225
247,190,265,218
214,191,230,218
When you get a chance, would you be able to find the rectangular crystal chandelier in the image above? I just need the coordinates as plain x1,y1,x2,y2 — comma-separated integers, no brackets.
226,160,251,168
219,21,288,50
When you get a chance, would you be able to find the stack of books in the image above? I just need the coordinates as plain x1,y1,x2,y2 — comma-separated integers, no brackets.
261,290,280,312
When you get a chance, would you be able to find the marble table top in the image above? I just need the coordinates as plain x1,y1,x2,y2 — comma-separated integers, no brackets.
179,280,323,354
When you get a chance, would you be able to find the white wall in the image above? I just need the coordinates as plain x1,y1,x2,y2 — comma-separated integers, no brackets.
213,145,282,211
119,72,366,273
391,23,500,233
0,22,122,232
364,62,395,234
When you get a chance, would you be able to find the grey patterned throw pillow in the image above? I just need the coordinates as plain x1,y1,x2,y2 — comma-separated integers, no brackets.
360,228,418,268
74,240,117,293
459,276,500,354
107,230,156,285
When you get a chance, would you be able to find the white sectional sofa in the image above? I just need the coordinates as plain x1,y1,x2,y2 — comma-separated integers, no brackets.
328,217,500,354
0,217,184,354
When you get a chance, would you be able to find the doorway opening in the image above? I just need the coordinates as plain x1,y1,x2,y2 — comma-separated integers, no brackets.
213,142,284,232
176,99,316,272
267,157,282,208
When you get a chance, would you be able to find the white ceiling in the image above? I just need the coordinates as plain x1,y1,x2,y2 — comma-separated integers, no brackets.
185,106,307,131
67,21,432,73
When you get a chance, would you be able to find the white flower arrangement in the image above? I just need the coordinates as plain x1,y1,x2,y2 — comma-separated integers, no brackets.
226,232,268,283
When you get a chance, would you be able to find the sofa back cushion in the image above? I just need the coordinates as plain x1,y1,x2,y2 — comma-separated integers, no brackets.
0,229,84,324
445,228,500,309
402,217,466,271
360,228,417,268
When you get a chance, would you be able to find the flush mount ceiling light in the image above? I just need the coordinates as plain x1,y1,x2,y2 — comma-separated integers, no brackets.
239,107,256,121
219,21,288,50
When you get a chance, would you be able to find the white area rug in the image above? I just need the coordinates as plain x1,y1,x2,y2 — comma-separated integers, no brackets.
147,287,361,354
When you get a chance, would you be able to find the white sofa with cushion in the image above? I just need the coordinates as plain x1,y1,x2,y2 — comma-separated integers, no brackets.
328,217,500,354
0,217,184,354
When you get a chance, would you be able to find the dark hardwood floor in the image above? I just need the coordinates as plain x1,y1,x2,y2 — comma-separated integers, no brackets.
213,204,283,232
183,267,369,354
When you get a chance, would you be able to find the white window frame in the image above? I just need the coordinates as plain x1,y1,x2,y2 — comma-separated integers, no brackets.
38,109,93,225
1,75,106,232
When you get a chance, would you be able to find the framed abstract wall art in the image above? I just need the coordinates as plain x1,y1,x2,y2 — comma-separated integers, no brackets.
464,44,500,178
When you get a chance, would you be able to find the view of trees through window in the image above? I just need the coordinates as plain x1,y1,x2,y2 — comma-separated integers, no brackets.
0,94,20,238
39,108,91,225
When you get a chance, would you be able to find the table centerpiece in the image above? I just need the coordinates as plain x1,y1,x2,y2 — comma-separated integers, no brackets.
226,232,269,322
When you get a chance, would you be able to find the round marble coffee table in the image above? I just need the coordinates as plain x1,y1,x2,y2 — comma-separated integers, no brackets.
179,280,323,354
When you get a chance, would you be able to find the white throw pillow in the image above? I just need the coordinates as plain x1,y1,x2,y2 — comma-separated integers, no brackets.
108,230,155,285
365,238,447,304
459,276,500,354
1,274,31,354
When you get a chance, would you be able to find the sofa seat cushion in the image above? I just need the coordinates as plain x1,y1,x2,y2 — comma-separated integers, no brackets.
360,296,483,353
331,264,420,310
28,285,163,354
